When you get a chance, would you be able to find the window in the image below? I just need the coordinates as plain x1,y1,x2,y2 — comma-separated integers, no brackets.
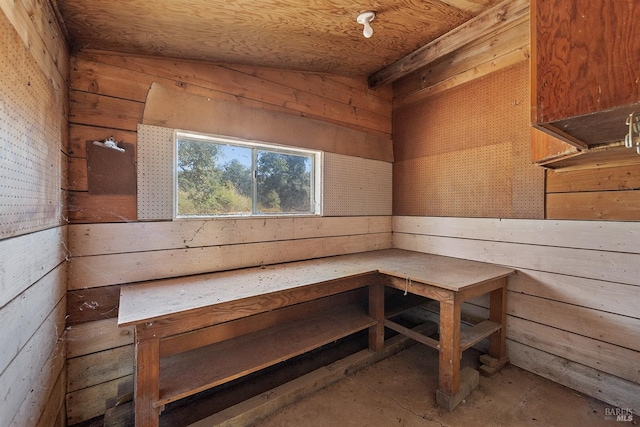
175,132,322,217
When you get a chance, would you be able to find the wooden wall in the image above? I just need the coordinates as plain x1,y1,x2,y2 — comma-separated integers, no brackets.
391,11,640,413
392,18,545,219
0,1,69,426
65,52,394,424
546,164,640,220
393,217,640,412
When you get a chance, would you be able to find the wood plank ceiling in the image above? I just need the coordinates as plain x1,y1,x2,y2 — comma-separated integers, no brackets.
52,0,501,80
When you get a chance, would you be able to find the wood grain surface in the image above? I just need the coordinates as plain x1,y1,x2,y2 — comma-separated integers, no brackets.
53,0,498,76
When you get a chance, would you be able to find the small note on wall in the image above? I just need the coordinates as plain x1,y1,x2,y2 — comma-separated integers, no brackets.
86,140,137,195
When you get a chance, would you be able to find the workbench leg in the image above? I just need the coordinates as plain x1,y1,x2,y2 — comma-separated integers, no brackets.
480,280,510,376
438,298,460,396
368,281,385,352
436,297,478,411
135,335,161,427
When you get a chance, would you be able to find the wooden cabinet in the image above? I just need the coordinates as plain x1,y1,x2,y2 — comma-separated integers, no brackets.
530,0,640,167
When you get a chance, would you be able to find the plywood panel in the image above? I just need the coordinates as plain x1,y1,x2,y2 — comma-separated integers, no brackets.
393,62,543,218
533,0,640,124
55,0,483,76
70,56,156,102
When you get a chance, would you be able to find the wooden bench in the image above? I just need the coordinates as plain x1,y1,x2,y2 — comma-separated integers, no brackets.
118,248,514,426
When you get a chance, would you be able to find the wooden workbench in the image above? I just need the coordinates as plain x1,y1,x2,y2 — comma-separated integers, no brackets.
118,249,514,426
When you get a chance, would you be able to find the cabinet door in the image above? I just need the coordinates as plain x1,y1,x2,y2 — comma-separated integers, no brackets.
531,0,640,147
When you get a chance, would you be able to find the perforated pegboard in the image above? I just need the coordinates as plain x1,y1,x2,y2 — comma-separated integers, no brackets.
0,12,62,237
324,153,392,216
137,124,174,220
393,62,544,219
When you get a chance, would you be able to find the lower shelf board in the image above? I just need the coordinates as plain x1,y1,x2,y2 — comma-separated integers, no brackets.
460,320,501,352
157,304,376,408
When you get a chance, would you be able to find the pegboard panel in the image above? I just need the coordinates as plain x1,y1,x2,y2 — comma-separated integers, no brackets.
0,12,62,237
394,143,513,217
137,124,174,220
324,153,392,216
393,62,544,218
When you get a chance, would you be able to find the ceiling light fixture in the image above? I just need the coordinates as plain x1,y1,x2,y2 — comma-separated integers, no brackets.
357,11,375,39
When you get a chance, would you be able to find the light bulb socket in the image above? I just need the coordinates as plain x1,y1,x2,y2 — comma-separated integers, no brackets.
357,11,375,38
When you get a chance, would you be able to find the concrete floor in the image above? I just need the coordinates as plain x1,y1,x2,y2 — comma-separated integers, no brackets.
249,345,623,427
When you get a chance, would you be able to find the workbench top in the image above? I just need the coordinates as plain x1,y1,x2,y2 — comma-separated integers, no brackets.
118,249,514,326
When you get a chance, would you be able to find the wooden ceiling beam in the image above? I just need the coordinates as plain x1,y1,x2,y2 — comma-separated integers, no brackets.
367,0,529,89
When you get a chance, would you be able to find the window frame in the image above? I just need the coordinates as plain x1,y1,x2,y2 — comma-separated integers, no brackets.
173,130,323,219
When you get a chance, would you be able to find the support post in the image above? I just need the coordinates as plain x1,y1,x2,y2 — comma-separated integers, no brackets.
436,295,480,411
368,281,385,352
480,279,510,376
134,331,161,427
438,296,461,397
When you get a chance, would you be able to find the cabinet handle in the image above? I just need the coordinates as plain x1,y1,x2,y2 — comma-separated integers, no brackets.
625,113,640,153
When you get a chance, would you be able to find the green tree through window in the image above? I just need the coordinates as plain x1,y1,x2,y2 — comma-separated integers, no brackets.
176,134,318,217
257,152,310,213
